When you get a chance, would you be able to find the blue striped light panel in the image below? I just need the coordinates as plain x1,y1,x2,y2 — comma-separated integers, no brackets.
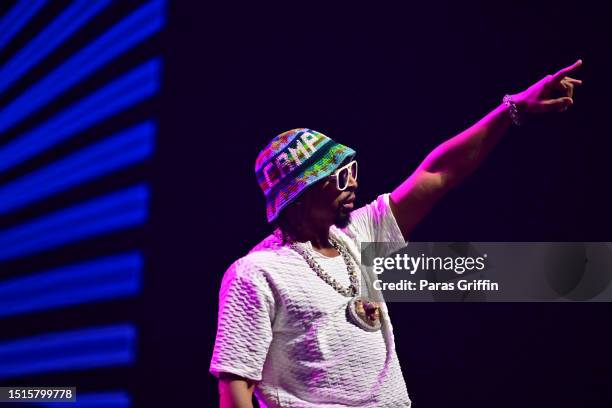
0,58,160,174
0,184,149,262
38,391,131,408
0,0,111,97
0,252,143,318
0,324,136,379
0,0,164,132
0,1,164,402
0,0,48,51
0,121,155,215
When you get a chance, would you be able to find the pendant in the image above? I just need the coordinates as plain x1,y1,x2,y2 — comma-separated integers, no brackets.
347,297,382,332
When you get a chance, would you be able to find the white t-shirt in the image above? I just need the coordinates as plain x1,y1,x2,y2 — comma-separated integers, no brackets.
210,193,411,407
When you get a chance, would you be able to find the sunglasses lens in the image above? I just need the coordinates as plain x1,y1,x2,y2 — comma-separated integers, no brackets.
338,167,349,190
334,161,357,190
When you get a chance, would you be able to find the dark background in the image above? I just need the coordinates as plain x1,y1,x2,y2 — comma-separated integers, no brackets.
157,1,612,407
1,0,610,407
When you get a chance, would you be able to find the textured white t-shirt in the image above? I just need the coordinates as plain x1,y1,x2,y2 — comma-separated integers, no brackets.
210,193,411,407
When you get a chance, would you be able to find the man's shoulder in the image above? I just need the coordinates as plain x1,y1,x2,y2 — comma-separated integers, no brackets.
228,233,290,273
220,234,294,294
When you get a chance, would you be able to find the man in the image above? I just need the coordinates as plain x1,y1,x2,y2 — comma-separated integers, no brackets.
210,60,582,407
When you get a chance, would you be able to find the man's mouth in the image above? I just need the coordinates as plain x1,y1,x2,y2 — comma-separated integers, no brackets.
341,195,356,210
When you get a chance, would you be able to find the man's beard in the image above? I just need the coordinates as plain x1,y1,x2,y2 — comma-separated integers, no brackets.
334,209,352,229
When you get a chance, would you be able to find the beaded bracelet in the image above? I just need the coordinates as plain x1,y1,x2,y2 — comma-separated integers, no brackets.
503,94,522,126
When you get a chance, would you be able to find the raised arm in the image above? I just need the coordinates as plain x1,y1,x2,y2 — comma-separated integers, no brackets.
390,60,583,239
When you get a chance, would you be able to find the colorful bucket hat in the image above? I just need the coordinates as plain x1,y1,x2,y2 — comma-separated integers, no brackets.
255,128,356,222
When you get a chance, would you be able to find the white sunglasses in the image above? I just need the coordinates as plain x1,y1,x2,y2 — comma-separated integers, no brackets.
330,160,358,191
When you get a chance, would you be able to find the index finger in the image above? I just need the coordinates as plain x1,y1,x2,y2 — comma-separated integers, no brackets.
552,59,583,81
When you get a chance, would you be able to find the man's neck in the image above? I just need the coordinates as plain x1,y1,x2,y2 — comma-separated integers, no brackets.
307,231,333,250
284,223,334,251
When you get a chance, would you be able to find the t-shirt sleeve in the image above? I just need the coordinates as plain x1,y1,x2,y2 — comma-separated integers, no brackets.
209,256,276,381
344,193,406,251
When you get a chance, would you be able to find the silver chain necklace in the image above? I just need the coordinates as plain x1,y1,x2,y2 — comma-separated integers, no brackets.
277,228,382,332
289,236,359,297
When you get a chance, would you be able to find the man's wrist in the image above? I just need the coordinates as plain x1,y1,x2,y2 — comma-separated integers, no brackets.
503,94,522,126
